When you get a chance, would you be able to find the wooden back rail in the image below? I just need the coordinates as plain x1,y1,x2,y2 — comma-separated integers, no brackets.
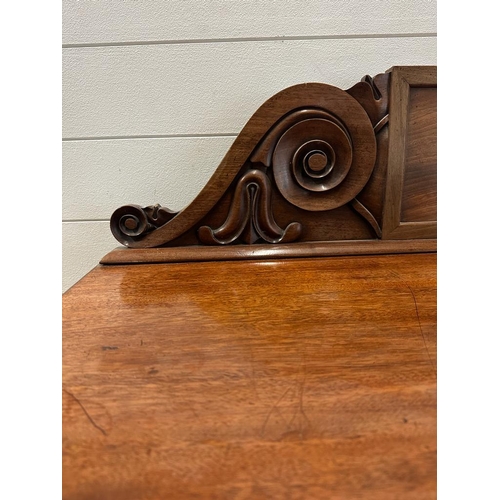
103,65,437,264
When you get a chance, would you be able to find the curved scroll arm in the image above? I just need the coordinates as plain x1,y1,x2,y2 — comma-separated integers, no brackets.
110,74,391,249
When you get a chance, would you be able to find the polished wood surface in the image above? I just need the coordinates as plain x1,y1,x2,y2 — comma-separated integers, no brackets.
63,254,436,500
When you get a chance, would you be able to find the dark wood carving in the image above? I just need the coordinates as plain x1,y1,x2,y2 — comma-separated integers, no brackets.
198,169,302,245
106,66,436,264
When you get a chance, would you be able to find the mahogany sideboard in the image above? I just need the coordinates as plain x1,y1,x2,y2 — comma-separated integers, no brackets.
63,66,437,500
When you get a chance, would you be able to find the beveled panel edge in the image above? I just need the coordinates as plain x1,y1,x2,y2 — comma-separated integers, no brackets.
382,65,437,239
386,65,437,86
100,239,437,265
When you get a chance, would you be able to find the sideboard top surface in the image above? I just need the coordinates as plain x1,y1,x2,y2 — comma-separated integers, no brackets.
63,253,437,500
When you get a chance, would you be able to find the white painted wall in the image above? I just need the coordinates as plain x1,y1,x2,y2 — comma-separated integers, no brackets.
62,0,437,292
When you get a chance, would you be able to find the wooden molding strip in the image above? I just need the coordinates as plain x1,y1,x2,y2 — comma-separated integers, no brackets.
101,239,436,265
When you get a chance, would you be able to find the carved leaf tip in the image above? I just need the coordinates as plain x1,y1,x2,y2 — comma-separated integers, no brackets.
197,169,302,246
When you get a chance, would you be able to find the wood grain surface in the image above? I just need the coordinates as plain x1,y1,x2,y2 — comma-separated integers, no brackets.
63,254,436,499
401,87,437,222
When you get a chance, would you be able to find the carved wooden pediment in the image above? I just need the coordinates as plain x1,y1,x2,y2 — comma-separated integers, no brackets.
103,66,436,264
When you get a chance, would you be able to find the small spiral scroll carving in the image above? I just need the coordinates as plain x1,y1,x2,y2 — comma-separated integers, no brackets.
198,169,302,245
110,204,177,246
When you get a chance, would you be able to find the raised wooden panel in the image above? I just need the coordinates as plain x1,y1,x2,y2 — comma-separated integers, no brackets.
103,66,437,264
382,66,437,239
401,88,437,222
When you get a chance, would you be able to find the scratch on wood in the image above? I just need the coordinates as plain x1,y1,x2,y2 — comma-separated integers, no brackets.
63,388,108,436
260,386,292,437
287,356,311,436
388,270,436,376
298,373,311,431
297,356,311,436
247,346,263,405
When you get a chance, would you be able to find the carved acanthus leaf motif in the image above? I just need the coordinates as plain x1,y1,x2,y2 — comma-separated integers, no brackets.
347,73,390,133
198,169,302,245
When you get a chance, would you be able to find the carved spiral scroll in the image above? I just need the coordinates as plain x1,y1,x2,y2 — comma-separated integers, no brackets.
110,204,177,246
270,107,376,211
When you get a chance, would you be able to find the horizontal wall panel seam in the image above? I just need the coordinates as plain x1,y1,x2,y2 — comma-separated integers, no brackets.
62,0,436,46
63,220,110,224
63,136,235,219
63,36,437,138
62,33,437,49
63,134,238,142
